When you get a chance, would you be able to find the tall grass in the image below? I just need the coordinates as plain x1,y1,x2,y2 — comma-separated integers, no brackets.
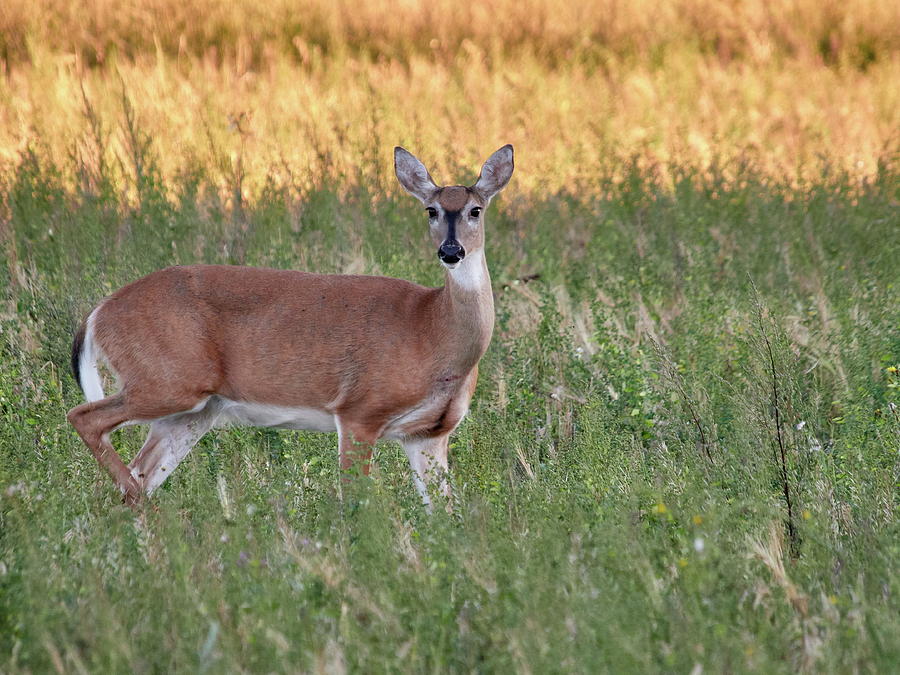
1,1,899,672
2,141,898,671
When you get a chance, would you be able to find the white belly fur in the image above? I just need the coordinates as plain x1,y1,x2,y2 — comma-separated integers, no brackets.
213,397,337,432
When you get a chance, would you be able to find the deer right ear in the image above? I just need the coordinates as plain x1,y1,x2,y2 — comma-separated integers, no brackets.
395,147,438,203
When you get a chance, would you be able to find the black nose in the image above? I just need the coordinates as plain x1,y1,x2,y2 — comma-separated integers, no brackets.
438,241,465,264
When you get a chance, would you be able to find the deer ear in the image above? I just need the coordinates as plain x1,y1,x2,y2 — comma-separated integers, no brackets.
474,145,514,201
395,147,438,203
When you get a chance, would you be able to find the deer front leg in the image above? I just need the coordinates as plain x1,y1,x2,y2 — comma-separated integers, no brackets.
336,418,377,477
401,435,451,511
335,418,379,509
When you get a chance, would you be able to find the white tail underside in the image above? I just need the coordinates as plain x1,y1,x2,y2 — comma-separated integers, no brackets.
79,310,106,403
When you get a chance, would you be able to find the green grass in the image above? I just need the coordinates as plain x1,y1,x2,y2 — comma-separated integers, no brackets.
1,145,898,673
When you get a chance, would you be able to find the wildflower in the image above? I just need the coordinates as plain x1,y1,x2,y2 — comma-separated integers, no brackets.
693,537,705,553
692,515,703,525
802,509,812,520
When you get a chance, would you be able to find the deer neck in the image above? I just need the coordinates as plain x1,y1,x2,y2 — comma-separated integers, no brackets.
434,248,495,372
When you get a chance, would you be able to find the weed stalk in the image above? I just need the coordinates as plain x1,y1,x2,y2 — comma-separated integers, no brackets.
752,285,801,559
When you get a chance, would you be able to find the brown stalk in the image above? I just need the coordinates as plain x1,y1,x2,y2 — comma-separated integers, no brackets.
752,286,800,559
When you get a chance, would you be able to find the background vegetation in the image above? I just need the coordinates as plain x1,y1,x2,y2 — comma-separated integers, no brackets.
1,0,898,672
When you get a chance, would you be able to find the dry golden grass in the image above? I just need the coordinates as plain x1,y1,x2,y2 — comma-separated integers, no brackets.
0,0,898,198
5,0,897,68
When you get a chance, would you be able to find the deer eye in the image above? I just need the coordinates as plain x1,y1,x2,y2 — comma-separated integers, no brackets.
469,207,482,219
426,207,437,218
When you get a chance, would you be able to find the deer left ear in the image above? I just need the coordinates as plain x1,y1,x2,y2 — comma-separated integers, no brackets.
474,145,514,201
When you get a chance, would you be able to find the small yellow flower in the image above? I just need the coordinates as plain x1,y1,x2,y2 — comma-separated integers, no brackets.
692,515,703,525
828,595,838,605
652,503,668,515
887,365,898,374
678,557,689,568
802,509,812,520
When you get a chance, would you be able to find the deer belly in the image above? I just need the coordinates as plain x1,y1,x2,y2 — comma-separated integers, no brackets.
215,398,337,432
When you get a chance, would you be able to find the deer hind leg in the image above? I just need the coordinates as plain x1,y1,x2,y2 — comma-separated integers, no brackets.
400,434,451,511
129,401,218,495
67,393,144,505
68,388,214,505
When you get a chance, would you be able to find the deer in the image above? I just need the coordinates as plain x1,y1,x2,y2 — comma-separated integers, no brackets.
66,145,514,510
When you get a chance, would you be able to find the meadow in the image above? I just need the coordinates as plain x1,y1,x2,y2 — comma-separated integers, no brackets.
1,0,898,672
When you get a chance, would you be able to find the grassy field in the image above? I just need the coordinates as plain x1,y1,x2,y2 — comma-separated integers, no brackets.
1,1,899,672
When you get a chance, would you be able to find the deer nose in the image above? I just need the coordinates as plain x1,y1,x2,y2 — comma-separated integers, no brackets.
438,241,465,265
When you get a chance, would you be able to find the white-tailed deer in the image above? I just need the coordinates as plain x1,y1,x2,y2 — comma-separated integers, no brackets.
67,145,514,509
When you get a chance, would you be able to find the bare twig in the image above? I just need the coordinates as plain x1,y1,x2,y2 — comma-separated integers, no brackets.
651,339,716,464
751,282,800,559
500,273,542,290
